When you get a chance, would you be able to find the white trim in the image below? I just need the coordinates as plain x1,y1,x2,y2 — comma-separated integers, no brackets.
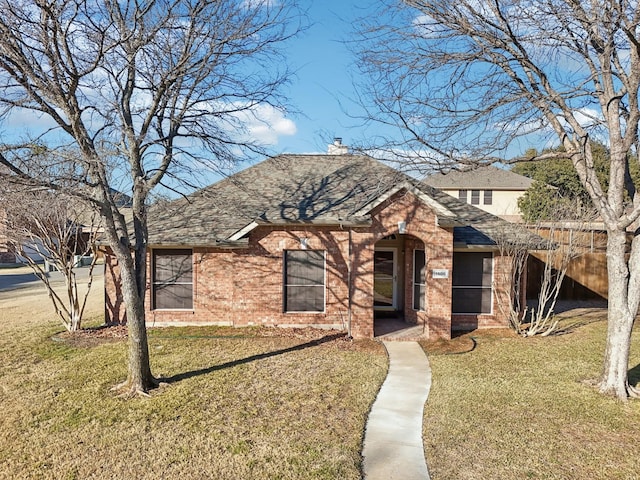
148,321,344,330
354,181,456,218
148,320,233,327
228,221,259,241
271,323,343,330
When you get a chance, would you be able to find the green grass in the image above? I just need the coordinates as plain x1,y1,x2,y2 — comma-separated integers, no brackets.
0,290,387,480
422,321,640,480
5,280,640,479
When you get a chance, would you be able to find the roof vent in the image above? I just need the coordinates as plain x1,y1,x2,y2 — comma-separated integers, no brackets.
328,137,349,155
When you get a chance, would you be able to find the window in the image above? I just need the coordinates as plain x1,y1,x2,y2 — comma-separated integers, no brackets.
458,189,468,202
284,250,325,312
471,189,481,205
413,250,426,311
452,252,492,314
484,190,493,205
152,249,193,309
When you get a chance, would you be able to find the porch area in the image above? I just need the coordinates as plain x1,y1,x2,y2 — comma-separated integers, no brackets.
374,313,429,341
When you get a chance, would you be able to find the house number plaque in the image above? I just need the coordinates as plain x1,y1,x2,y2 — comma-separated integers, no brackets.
431,269,449,279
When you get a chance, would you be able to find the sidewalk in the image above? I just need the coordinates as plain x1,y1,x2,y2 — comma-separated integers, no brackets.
362,341,432,480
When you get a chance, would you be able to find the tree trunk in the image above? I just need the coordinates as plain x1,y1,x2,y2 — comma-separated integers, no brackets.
599,229,635,399
118,248,155,394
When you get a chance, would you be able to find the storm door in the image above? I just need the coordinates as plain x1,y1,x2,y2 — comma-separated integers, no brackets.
374,248,397,310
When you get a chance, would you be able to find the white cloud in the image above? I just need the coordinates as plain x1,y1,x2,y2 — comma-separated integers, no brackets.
236,103,297,145
2,108,60,139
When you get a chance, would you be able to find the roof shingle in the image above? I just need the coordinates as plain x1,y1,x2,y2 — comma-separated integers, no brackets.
424,165,534,190
148,154,545,249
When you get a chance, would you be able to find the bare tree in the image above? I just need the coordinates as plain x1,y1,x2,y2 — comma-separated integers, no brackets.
495,221,590,337
355,0,640,399
0,0,301,395
1,186,99,332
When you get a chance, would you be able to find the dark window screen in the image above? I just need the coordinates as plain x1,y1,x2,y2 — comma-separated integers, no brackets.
484,190,493,205
152,249,193,309
471,190,481,205
452,252,492,314
284,250,325,312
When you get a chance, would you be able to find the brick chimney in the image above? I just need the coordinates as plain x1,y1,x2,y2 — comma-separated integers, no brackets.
327,137,349,155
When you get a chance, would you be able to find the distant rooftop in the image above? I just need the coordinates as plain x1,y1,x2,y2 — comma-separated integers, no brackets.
425,165,534,190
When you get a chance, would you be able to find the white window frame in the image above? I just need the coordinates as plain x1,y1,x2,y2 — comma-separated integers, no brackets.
412,249,426,311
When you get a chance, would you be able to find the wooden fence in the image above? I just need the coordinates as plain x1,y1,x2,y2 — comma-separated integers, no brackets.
525,224,612,301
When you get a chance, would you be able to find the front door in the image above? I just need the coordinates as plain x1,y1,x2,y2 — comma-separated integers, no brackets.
374,248,397,310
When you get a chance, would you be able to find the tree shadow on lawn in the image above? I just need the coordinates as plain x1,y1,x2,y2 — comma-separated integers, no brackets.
628,363,640,388
158,333,344,385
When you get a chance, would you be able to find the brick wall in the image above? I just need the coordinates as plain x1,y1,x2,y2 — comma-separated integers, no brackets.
104,189,516,339
104,254,127,325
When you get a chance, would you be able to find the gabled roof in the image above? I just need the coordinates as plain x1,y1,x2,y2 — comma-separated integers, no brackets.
424,165,534,190
148,154,545,249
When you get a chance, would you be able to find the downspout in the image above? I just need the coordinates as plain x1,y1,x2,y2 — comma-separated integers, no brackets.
347,227,353,338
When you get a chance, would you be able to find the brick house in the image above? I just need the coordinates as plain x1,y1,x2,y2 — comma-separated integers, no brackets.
104,145,544,339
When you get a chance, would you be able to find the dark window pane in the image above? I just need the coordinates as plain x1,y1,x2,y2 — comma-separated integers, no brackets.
285,250,324,286
413,284,425,311
154,283,193,310
458,189,468,202
484,190,493,205
452,288,492,314
286,285,324,312
453,252,492,287
154,249,192,282
374,250,394,276
471,190,480,205
414,250,425,284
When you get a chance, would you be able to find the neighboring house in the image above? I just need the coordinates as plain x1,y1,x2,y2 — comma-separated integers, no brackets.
0,188,132,265
425,165,535,222
104,146,545,339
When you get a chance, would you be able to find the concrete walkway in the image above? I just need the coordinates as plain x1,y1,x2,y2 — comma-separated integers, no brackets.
362,341,432,480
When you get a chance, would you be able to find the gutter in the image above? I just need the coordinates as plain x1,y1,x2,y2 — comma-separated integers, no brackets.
254,216,372,227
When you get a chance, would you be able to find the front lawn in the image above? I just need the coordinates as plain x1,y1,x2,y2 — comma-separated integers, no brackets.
422,317,640,480
0,282,387,479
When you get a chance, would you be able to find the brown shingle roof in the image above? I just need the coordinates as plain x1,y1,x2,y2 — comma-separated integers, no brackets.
148,154,545,248
424,165,534,190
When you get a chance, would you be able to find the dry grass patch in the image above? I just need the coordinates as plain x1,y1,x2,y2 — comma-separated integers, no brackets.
423,315,640,480
0,280,387,479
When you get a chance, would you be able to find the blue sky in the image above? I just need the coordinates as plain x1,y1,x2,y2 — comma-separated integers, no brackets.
0,1,377,162
272,0,371,154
